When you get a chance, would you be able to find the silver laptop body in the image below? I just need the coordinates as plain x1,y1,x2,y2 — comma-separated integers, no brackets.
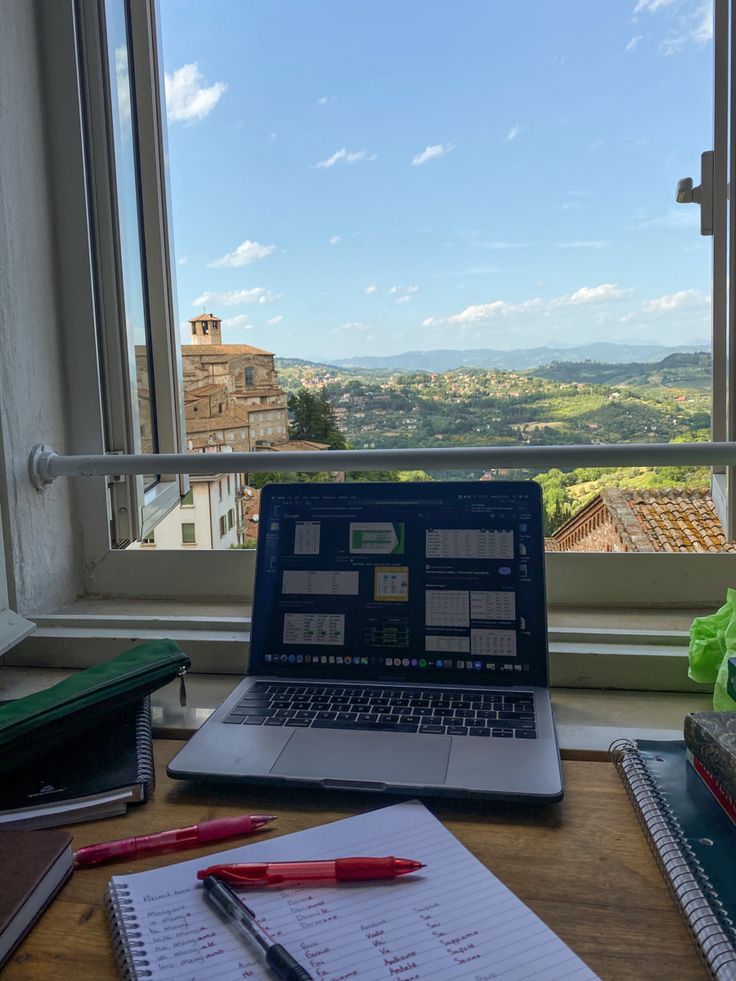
169,481,563,802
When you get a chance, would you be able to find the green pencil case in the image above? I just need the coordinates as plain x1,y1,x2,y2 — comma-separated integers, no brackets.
0,639,190,775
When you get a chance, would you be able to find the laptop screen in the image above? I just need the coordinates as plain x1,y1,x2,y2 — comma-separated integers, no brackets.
250,481,549,687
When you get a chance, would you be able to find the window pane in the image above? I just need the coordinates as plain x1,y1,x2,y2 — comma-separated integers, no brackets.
181,522,196,544
181,489,194,506
158,1,716,554
104,0,157,487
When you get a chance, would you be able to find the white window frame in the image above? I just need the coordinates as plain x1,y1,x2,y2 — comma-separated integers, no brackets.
12,0,733,685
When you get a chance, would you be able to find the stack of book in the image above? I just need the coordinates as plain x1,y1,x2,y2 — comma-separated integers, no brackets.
684,710,736,824
0,698,155,830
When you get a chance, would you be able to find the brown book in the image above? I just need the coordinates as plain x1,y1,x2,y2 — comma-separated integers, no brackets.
0,829,73,968
684,712,736,799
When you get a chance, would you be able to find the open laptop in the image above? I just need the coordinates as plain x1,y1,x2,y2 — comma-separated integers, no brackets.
168,480,563,802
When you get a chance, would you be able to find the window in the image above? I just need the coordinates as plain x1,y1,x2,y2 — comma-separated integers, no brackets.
244,367,255,388
181,523,196,545
218,480,223,501
228,508,235,530
5,0,736,655
181,489,194,507
219,515,227,537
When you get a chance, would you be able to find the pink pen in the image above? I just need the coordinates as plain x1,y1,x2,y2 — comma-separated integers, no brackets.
73,814,276,868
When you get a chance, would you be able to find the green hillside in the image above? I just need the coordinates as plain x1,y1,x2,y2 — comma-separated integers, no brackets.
275,355,712,531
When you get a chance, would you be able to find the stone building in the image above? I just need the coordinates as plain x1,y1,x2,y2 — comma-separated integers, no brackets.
181,313,289,451
551,488,736,553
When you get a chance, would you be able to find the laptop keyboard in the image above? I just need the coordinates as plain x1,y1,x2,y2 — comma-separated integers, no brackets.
222,683,537,739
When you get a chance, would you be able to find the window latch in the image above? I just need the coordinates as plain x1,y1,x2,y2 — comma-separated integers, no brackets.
676,150,714,236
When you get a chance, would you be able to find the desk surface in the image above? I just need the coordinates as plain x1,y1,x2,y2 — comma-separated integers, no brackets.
2,741,707,981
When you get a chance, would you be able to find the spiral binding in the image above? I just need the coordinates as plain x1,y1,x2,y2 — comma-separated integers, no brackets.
135,697,155,801
611,739,736,981
105,882,153,979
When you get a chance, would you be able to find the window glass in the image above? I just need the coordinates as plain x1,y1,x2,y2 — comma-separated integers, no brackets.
181,522,196,544
158,1,715,555
181,489,194,506
104,0,157,486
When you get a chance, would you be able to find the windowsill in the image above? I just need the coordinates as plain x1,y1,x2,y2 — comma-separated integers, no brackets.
0,665,711,756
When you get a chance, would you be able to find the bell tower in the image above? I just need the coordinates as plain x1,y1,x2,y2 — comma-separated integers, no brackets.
189,313,222,345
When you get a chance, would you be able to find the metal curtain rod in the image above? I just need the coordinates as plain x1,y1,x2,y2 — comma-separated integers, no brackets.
28,441,736,489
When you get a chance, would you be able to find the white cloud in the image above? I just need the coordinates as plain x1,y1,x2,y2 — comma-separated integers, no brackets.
396,295,412,304
388,286,400,294
422,283,632,328
114,49,131,123
221,314,252,332
625,34,644,51
564,283,631,304
411,143,455,166
407,285,419,293
165,64,226,124
267,315,284,326
208,240,276,268
507,124,521,141
317,95,330,106
178,256,189,265
364,284,378,294
315,147,375,168
328,234,343,246
634,0,713,55
641,289,709,312
193,288,280,307
634,0,676,12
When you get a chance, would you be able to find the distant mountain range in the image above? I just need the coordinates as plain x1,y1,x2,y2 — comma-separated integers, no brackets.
324,342,709,373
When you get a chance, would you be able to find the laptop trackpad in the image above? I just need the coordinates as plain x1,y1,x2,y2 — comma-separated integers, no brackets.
270,730,451,786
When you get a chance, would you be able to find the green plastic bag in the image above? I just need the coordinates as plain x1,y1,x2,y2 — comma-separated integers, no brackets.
688,588,736,709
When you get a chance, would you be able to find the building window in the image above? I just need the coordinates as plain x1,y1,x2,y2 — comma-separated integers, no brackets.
181,489,194,507
227,475,231,495
181,523,196,545
228,508,235,529
244,367,255,387
219,479,223,501
219,515,227,537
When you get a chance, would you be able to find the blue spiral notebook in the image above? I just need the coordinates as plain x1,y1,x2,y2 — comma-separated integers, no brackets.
612,738,736,981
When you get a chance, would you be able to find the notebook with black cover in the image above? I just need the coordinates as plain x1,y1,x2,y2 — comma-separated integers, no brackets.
0,697,154,829
169,480,563,801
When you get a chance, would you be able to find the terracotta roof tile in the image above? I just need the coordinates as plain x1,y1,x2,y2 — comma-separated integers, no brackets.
188,313,221,322
181,343,273,356
185,408,250,434
617,488,736,553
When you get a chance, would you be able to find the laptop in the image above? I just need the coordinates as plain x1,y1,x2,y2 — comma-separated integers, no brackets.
168,480,563,802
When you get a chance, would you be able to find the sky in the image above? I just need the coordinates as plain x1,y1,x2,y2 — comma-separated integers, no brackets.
158,0,714,361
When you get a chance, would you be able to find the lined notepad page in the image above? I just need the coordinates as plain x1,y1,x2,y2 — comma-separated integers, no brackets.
109,800,598,981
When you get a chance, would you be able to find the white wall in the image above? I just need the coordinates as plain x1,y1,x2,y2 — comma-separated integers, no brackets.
129,477,238,550
0,0,81,615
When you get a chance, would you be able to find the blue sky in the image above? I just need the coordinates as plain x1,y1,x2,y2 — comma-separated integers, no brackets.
158,0,713,360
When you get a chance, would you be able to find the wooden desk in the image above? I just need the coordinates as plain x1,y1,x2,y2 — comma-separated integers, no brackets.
2,741,707,981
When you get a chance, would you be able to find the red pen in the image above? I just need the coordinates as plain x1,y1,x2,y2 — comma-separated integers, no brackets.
196,856,424,886
74,814,276,868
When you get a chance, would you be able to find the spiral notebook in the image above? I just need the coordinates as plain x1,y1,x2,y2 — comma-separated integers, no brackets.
105,799,597,981
612,738,736,981
0,698,154,829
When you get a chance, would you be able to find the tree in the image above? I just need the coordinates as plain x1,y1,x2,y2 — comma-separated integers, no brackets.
288,388,346,449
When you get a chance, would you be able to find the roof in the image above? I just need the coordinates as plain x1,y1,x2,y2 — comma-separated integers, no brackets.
185,408,250,434
181,344,273,356
554,487,735,553
188,313,221,322
262,440,330,452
